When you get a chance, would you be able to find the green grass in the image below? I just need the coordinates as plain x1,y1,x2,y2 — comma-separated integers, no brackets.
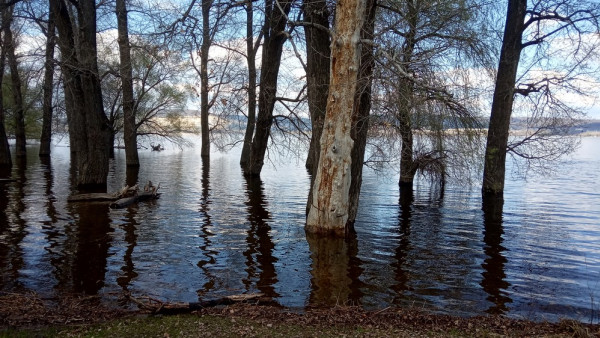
1,314,438,338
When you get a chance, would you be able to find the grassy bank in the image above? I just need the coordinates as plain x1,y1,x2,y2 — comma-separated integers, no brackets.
1,292,599,337
2,313,439,338
3,303,600,337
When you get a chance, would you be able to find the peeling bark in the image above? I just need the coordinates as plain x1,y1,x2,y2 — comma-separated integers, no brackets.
306,0,367,236
347,0,376,224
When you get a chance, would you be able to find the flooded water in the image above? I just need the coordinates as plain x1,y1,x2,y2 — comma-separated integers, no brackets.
1,137,599,323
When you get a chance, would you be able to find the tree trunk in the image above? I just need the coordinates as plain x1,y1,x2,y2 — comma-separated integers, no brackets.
397,1,418,188
240,0,257,166
51,0,111,191
482,0,526,197
244,0,293,176
303,0,331,215
303,0,330,176
347,0,377,224
0,1,11,167
306,0,368,236
39,4,56,157
398,89,415,187
3,5,26,158
116,0,139,167
200,0,212,158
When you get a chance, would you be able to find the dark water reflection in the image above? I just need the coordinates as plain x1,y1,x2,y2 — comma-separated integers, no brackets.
307,231,364,307
481,194,511,314
1,138,600,323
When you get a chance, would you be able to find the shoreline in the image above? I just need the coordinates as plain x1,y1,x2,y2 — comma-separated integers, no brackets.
1,292,599,336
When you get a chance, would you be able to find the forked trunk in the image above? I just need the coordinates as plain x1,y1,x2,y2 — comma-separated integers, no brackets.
244,0,293,176
51,0,111,190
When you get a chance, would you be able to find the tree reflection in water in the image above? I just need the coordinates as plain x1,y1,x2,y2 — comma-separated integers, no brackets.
481,194,511,314
117,166,140,290
392,186,414,296
66,200,113,294
197,156,217,295
0,158,26,291
243,176,278,298
306,230,364,307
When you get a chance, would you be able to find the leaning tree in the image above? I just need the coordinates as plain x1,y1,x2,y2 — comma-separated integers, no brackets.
483,0,600,197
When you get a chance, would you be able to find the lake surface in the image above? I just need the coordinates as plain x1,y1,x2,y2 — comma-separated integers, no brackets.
1,137,599,323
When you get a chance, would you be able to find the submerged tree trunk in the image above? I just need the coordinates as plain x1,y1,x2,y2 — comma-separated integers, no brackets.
244,0,293,176
0,1,10,167
240,0,258,166
306,0,368,236
39,4,56,157
482,0,526,196
398,86,415,187
51,0,111,190
116,0,139,167
303,0,331,176
200,0,212,158
397,1,418,188
347,0,377,224
303,0,331,215
3,5,26,158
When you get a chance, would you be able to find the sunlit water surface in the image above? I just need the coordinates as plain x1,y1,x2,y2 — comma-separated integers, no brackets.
1,137,599,323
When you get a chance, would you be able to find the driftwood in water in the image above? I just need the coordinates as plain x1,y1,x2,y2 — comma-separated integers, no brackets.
67,193,119,202
150,143,164,151
109,181,161,208
126,293,268,315
68,181,160,205
110,191,160,209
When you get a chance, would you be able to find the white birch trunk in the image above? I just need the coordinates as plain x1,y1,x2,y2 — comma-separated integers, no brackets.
306,0,367,236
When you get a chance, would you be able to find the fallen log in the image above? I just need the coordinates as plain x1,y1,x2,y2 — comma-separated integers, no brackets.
109,191,160,209
126,293,269,315
67,193,119,202
69,182,159,204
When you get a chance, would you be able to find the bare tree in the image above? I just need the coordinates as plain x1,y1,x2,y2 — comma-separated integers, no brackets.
483,0,600,196
0,0,10,167
99,37,192,150
302,0,331,176
240,0,260,166
51,0,111,190
39,2,56,157
348,0,377,225
2,2,25,158
116,0,139,167
371,0,490,189
244,0,295,176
